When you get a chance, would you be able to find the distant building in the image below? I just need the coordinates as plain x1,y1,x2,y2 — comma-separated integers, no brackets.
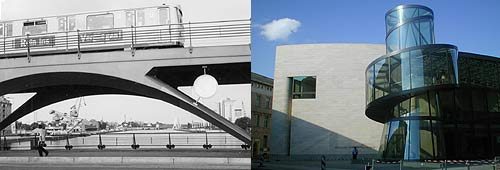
251,72,273,159
0,96,13,134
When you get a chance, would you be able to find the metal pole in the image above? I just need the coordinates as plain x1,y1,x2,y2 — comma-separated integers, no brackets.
26,34,31,62
150,137,152,144
168,133,171,145
115,137,117,146
77,30,81,59
130,25,135,57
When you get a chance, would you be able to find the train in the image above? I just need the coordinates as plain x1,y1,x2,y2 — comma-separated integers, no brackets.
0,4,184,57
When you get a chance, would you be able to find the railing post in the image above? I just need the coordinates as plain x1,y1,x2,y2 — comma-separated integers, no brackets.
169,24,172,42
202,132,212,149
131,133,139,149
130,25,135,57
188,22,193,53
97,134,105,150
77,29,81,59
64,134,73,150
115,137,117,146
26,34,31,63
166,133,175,149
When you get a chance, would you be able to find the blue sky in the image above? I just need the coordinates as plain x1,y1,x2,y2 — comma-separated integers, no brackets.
252,0,500,78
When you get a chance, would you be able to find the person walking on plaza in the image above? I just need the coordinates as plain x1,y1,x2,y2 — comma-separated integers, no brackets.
32,124,49,157
352,147,358,160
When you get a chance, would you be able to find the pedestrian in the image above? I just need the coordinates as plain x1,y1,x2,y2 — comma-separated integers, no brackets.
32,124,49,157
352,147,358,160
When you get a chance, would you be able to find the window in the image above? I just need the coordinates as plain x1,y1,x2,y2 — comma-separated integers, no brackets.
68,16,76,31
23,20,47,35
136,9,145,26
255,114,260,127
264,96,271,109
57,17,66,31
125,10,135,26
5,23,12,36
264,116,269,128
159,7,170,24
291,76,316,99
255,95,261,107
87,13,114,30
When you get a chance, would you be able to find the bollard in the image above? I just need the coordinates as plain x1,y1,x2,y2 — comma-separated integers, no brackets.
321,155,326,170
97,134,105,150
64,135,73,150
166,133,175,149
131,133,140,149
202,132,212,149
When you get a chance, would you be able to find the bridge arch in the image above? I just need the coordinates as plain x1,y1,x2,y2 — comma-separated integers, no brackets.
0,71,250,143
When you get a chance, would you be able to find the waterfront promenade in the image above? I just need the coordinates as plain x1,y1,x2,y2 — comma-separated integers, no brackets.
0,148,250,170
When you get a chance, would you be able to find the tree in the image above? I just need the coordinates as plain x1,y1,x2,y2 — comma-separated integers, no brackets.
235,117,251,131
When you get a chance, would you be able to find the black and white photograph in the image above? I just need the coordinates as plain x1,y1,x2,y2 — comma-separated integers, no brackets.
0,0,250,169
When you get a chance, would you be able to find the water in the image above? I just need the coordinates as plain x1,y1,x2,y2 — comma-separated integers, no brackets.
7,129,244,150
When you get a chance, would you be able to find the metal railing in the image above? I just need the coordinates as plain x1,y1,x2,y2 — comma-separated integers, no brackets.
0,19,250,60
369,159,500,170
0,132,251,150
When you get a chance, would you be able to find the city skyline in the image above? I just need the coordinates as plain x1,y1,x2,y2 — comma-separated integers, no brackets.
9,84,250,124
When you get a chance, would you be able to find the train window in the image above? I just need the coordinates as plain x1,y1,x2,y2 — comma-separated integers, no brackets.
23,20,47,35
136,9,145,26
0,24,3,36
68,16,76,31
176,8,183,23
159,7,170,25
5,23,12,36
125,10,135,26
58,17,66,31
87,13,114,30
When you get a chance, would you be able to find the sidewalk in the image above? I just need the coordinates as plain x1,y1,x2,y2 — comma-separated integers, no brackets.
0,149,250,169
251,160,370,170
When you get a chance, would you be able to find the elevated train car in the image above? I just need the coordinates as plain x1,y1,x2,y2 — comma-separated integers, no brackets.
0,4,184,57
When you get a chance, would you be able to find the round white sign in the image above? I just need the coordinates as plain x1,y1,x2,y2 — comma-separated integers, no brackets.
193,74,218,98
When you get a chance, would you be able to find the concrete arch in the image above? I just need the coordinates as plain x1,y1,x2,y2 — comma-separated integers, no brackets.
0,71,250,143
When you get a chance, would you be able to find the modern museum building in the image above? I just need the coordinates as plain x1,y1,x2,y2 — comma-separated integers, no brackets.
366,5,500,160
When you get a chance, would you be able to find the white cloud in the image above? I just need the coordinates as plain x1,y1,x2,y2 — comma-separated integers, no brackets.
260,18,301,41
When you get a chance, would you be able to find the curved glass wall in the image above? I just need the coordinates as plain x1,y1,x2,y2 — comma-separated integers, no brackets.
385,5,434,53
366,46,457,104
379,88,500,160
368,4,500,161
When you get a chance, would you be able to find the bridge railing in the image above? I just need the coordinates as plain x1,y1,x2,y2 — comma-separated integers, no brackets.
0,19,250,59
0,131,250,150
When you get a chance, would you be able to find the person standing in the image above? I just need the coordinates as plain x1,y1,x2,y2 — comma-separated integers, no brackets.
32,124,49,157
352,147,358,160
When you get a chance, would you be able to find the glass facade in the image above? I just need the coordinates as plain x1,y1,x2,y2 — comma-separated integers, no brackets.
366,46,457,104
366,5,500,160
291,76,316,99
385,5,434,53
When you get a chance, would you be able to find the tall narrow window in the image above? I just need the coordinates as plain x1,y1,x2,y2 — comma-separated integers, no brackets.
159,7,170,24
136,9,145,26
291,76,316,99
125,10,135,26
5,23,12,36
57,17,67,32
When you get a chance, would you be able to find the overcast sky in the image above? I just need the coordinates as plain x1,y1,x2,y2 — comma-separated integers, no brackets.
0,0,251,124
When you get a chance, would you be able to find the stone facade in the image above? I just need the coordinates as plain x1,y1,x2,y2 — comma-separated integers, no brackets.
270,43,386,160
251,72,273,159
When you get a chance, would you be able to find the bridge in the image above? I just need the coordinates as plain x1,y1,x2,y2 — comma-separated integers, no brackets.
0,20,251,144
